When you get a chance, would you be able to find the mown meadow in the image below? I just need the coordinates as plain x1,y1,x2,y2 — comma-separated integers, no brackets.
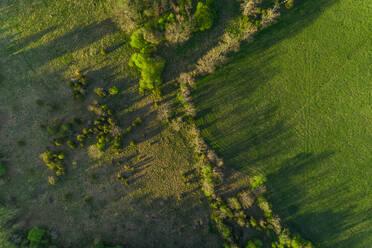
193,0,372,247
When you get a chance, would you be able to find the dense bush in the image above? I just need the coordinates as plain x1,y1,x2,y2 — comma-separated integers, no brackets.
109,86,119,95
27,227,47,247
130,29,153,52
40,150,65,176
227,197,241,210
129,52,165,92
251,175,267,190
67,73,88,100
193,1,215,31
165,20,192,44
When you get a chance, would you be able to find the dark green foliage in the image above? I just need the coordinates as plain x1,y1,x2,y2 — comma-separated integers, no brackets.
47,121,60,135
94,242,123,248
40,124,47,130
67,74,88,100
72,117,84,125
66,140,77,150
46,103,59,112
62,193,71,201
0,162,6,176
16,140,26,147
245,240,257,248
35,99,44,106
84,196,93,204
193,2,214,31
157,12,176,30
27,227,45,244
216,222,231,239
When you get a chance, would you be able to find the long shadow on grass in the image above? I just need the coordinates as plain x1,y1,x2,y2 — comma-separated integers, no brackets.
192,0,361,247
8,19,119,69
267,151,372,248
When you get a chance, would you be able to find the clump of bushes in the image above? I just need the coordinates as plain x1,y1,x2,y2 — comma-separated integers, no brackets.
67,73,88,100
87,101,123,152
40,150,65,176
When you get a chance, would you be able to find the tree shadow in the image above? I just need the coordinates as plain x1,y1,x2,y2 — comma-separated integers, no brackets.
8,18,119,69
266,151,372,248
190,0,372,247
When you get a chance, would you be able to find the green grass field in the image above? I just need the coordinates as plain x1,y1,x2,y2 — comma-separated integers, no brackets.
193,0,372,247
0,1,220,247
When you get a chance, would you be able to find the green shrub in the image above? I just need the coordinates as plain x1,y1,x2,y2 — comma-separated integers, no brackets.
252,175,267,189
219,204,233,218
216,222,231,239
16,140,26,147
35,99,44,106
109,86,119,95
130,29,152,52
202,180,214,197
285,0,294,9
193,2,214,31
0,163,6,177
129,52,165,92
66,140,77,150
61,124,69,132
94,88,106,97
246,240,257,248
227,197,241,210
84,196,93,204
254,238,263,247
72,117,83,125
27,227,45,244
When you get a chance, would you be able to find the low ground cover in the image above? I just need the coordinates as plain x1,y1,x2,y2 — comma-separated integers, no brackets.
192,0,372,247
